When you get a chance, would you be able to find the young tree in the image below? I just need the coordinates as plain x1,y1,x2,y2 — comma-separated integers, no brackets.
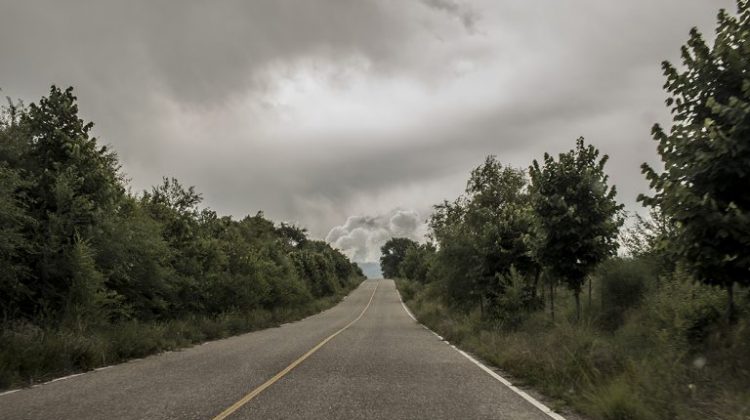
530,137,624,320
639,2,750,322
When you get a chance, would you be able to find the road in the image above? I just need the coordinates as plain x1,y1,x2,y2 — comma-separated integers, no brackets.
0,280,563,420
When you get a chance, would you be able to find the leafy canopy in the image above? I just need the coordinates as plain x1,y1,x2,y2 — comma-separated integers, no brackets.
380,237,418,279
640,2,750,291
529,137,624,295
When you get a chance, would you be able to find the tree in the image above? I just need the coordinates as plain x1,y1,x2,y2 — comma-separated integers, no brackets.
0,85,365,337
429,157,539,314
277,223,308,248
380,238,418,278
0,164,33,319
18,86,124,319
399,243,436,283
639,2,750,322
530,137,624,320
620,206,676,276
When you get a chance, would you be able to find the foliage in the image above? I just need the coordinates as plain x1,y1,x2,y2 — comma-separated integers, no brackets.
379,237,418,279
397,273,750,420
0,164,33,319
639,1,750,321
0,86,364,388
428,156,539,313
399,243,435,284
529,137,624,319
595,258,654,330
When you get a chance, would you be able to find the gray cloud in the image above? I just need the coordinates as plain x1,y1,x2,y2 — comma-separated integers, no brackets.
0,0,736,242
421,0,480,33
326,209,427,263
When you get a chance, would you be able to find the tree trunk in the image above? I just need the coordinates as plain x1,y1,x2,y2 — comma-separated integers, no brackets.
532,267,541,300
540,275,546,306
574,290,581,322
588,276,592,309
550,282,555,322
727,282,736,324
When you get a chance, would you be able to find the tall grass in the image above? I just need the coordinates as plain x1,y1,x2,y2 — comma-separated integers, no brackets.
397,274,750,420
0,290,349,390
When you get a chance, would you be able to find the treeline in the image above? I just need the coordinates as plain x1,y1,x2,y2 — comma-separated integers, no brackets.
0,87,363,388
384,138,626,323
390,3,749,419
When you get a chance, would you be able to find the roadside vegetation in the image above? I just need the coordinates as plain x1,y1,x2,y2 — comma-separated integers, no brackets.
0,87,364,389
392,3,750,419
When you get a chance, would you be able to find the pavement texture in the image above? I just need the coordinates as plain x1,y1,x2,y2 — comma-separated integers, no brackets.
0,279,556,420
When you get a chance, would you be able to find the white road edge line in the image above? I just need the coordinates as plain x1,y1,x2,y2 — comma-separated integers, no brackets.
396,286,567,420
0,368,103,398
44,372,86,384
1,283,367,398
0,389,20,397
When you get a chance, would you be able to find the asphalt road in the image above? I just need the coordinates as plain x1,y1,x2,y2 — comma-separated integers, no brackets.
0,279,562,420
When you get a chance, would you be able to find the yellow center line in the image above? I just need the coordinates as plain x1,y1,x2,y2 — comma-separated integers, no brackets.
212,281,380,420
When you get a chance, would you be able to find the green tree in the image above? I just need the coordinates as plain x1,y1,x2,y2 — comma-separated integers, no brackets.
430,157,538,314
399,243,436,283
92,196,175,320
0,165,33,319
639,1,750,322
380,237,418,279
18,86,124,319
277,223,308,248
529,137,624,320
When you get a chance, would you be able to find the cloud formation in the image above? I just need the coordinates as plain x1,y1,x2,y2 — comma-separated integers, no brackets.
326,209,428,263
421,0,480,33
0,0,736,242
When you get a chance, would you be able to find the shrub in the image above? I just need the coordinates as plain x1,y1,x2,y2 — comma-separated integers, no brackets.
596,258,653,330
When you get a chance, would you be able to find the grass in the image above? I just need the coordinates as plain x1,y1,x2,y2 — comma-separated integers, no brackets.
396,276,750,420
0,290,352,391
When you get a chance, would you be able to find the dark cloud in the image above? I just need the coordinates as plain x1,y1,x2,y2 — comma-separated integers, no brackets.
0,0,737,253
421,0,480,33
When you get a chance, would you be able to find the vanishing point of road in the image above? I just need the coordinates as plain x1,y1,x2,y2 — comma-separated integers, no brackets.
0,280,566,420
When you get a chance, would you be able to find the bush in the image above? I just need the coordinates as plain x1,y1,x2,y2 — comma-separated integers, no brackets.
0,285,358,390
584,377,656,420
395,279,422,302
596,258,653,330
396,273,750,420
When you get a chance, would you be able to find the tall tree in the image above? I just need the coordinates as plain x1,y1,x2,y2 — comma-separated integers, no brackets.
429,157,537,314
19,86,123,319
639,1,750,322
529,137,624,320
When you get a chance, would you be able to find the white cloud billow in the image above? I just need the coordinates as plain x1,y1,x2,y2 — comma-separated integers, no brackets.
326,209,427,263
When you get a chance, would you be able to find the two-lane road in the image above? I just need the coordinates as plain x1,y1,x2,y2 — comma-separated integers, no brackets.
0,280,563,419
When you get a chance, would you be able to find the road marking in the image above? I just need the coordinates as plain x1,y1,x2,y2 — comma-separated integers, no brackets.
1,368,114,398
212,281,380,420
396,285,567,420
0,389,20,397
400,298,417,321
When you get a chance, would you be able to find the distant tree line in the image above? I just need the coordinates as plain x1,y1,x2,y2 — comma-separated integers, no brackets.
0,86,364,328
384,1,750,324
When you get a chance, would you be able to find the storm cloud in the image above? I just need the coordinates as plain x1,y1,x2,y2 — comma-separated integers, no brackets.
0,0,736,262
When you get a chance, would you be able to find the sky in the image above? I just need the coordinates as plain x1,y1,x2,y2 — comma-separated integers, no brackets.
0,0,736,263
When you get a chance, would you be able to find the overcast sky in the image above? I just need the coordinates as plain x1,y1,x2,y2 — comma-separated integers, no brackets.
0,0,735,262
